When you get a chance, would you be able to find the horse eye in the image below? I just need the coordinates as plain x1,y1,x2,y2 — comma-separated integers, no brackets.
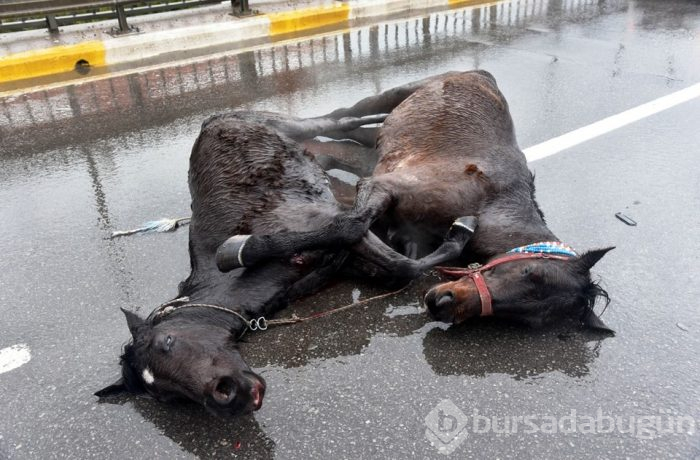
521,267,532,276
164,335,173,351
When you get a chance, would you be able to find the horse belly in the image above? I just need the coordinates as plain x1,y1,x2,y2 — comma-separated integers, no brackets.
383,181,480,258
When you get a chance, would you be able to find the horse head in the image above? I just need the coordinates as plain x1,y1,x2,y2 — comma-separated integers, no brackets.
95,307,266,417
424,247,614,332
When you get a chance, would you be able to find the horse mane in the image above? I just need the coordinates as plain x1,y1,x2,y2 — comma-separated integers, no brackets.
581,278,611,318
529,171,547,223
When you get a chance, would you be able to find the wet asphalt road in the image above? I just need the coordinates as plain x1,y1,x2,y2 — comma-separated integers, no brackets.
1,0,700,458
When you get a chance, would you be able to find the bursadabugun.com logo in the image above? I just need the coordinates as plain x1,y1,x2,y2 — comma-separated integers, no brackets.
424,399,696,455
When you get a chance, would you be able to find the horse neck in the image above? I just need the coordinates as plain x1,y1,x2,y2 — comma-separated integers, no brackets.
178,268,252,309
177,262,288,322
169,270,249,333
473,205,559,258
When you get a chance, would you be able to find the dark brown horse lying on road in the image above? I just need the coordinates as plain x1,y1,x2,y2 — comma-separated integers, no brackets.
219,70,614,332
96,74,476,416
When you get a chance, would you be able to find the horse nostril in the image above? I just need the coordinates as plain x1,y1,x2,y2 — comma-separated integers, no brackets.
212,376,236,405
251,381,264,411
243,371,266,411
436,291,455,308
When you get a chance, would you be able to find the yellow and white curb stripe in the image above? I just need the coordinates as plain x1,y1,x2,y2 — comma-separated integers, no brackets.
0,0,493,84
0,42,106,83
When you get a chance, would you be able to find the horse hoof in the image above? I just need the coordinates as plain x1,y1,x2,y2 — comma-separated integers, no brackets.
216,235,251,272
447,216,477,241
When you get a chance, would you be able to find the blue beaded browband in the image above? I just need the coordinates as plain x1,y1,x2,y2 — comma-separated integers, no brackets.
507,241,578,257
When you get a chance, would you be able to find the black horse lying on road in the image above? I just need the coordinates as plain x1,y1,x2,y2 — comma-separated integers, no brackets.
218,70,614,332
96,74,477,416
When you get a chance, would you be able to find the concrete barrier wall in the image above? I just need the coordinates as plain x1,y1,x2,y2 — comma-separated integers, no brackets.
0,0,504,84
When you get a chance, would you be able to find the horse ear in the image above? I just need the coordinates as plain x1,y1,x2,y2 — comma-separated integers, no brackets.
581,307,614,334
95,377,128,397
121,308,145,338
576,247,615,272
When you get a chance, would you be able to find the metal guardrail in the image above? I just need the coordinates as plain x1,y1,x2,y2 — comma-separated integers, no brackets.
0,0,251,34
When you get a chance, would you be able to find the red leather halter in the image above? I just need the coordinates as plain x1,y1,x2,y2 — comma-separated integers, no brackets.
436,253,573,317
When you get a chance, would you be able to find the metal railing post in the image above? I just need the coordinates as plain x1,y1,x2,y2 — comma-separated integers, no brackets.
46,14,59,32
116,4,129,32
232,0,251,16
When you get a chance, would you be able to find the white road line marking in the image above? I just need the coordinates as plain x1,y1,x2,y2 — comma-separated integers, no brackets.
524,82,700,162
0,344,31,375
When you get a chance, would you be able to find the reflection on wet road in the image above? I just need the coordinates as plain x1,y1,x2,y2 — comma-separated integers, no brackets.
1,0,699,458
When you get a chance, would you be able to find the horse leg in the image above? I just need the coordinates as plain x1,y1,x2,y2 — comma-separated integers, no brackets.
302,139,378,177
216,176,397,272
251,250,351,320
344,218,477,283
322,127,378,147
322,71,460,120
289,70,462,147
285,250,351,302
268,113,388,144
316,71,461,146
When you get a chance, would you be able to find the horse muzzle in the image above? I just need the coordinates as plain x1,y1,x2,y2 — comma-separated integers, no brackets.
424,281,481,324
